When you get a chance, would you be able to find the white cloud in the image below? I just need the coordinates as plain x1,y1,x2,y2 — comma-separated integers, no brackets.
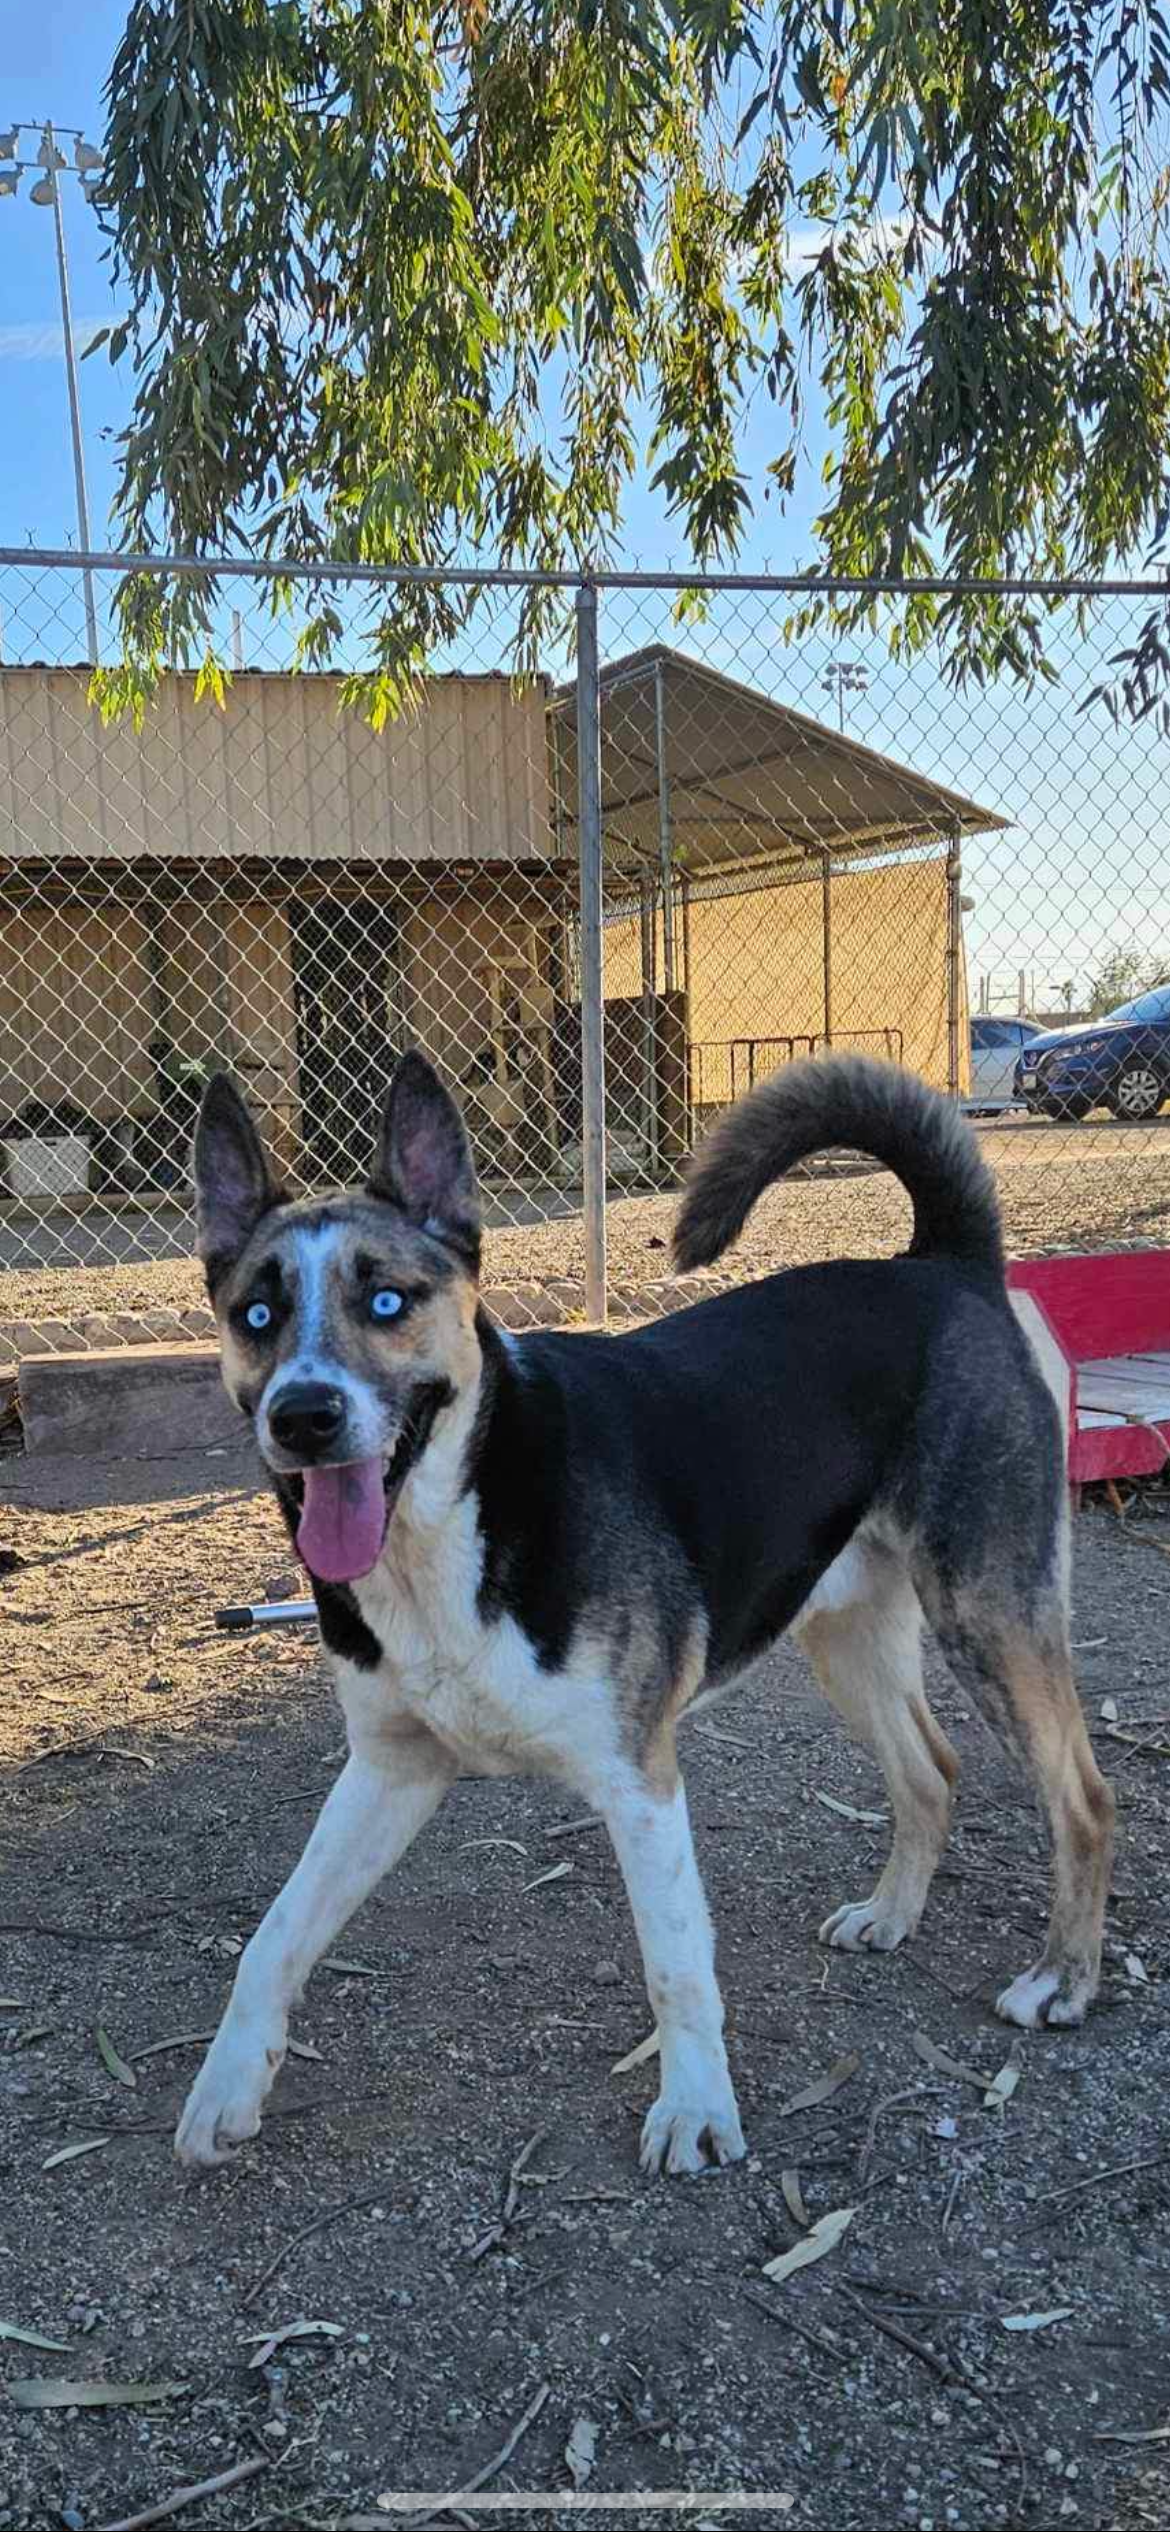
0,317,122,362
785,216,914,273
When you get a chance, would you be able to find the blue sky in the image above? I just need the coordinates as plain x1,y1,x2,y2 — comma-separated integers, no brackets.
2,2,1167,1004
1,5,128,551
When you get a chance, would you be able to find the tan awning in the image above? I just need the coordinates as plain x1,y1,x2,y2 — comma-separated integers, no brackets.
551,644,1007,876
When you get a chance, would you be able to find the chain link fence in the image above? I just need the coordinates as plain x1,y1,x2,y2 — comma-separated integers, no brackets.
2,552,1170,1372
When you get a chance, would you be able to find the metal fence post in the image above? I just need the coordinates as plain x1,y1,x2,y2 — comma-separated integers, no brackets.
575,578,608,1326
946,832,962,1098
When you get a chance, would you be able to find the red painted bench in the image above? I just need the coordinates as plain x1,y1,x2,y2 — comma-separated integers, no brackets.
1008,1252,1170,1484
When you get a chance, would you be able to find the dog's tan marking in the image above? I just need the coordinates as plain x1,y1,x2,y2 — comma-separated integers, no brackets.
988,1626,1114,2025
633,1611,710,1797
798,1553,958,1953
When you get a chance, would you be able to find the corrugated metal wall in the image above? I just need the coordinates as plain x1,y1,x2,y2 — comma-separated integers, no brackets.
0,667,553,865
603,854,969,1094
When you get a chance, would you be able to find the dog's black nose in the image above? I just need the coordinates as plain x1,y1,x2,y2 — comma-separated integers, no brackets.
268,1382,347,1461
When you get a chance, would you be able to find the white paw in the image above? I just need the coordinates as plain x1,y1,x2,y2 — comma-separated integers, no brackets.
819,1895,915,1953
996,1962,1090,2029
174,2018,285,2168
640,2082,746,2178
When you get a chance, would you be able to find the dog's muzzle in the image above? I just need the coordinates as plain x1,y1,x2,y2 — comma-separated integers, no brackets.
267,1380,348,1463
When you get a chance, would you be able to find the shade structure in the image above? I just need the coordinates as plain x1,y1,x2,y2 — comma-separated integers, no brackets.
550,643,1006,875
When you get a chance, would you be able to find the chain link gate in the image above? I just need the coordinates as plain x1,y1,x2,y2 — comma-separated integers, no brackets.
2,550,1170,1378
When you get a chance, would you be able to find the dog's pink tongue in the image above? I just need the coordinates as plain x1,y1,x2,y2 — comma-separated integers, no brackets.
296,1458,387,1583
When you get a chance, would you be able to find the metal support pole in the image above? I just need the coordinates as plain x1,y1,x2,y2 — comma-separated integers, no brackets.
46,126,97,666
576,581,607,1326
655,659,676,993
639,869,659,1174
680,870,694,1146
946,837,962,1098
819,846,833,1048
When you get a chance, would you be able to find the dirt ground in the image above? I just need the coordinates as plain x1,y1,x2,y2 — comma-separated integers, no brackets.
4,1118,1170,1341
1,1427,1168,2532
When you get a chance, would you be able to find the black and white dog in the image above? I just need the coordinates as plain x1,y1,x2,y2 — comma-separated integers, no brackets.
177,1051,1113,2173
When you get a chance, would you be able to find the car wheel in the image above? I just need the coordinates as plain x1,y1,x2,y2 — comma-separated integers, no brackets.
1109,1062,1165,1122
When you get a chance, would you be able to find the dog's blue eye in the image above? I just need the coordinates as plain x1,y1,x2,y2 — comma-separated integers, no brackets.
370,1288,403,1321
245,1300,271,1332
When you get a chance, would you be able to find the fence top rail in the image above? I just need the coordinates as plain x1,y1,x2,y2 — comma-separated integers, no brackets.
4,547,1170,601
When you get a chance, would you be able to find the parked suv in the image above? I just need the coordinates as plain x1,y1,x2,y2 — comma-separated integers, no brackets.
966,1015,1043,1113
1013,982,1170,1121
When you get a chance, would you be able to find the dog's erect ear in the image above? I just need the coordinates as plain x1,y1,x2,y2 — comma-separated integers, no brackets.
368,1050,481,1271
193,1073,282,1288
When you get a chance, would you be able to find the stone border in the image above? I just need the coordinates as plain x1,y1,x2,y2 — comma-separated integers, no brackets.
0,1273,740,1368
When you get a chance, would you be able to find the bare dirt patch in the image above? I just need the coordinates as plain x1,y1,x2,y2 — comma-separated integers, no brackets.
1,1445,1168,2532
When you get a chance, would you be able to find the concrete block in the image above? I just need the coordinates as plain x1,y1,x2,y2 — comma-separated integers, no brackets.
19,1342,234,1459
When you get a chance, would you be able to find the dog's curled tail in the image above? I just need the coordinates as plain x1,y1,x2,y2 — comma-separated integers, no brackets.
673,1054,1004,1278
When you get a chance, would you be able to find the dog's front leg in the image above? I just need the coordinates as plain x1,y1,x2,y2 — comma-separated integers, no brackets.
176,1735,453,2167
603,1769,745,2178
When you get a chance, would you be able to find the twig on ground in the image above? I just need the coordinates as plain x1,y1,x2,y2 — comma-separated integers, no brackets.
0,1920,150,1947
836,2283,955,2381
741,2285,845,2360
942,2168,965,2236
858,2084,947,2180
503,2130,549,2223
1032,2150,1169,2209
400,2381,552,2529
470,2129,549,2262
240,2189,389,2312
543,1814,604,1841
95,2453,269,2532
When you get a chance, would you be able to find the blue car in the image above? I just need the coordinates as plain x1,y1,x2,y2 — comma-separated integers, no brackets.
1013,981,1170,1121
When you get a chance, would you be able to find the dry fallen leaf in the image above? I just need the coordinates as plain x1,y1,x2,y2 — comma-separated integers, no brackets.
7,2379,188,2410
983,2058,1022,2113
693,1721,755,1750
777,2053,860,2118
522,1860,574,1895
1100,1696,1119,1723
129,2030,215,2063
762,2205,855,2283
1124,1953,1150,1986
565,2415,598,2489
96,2025,137,2090
241,2317,344,2369
610,2028,660,2078
41,2137,110,2173
287,2038,324,2063
1002,2307,1074,2333
13,2024,53,2050
0,1999,26,2011
813,1791,888,1827
1095,2424,1170,2445
912,2032,992,2091
780,2169,810,2229
463,1837,529,1857
320,1957,378,1978
0,2322,71,2353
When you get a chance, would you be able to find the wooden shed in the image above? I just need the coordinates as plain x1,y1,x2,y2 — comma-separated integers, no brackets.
0,665,569,1189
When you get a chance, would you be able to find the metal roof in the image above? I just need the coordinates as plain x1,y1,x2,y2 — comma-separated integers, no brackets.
551,644,1007,875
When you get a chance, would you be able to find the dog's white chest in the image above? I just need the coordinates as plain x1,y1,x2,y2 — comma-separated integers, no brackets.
340,1495,613,1788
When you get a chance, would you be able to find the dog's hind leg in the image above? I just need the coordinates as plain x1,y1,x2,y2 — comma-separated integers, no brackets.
919,1576,1114,2028
796,1549,958,1954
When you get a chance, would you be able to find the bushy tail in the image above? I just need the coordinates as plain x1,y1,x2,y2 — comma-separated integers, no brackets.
674,1055,1004,1278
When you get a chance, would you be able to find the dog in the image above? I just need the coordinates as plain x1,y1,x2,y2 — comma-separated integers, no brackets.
176,1049,1113,2173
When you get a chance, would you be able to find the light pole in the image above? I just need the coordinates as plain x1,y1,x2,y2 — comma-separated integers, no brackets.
821,660,869,732
0,120,105,663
